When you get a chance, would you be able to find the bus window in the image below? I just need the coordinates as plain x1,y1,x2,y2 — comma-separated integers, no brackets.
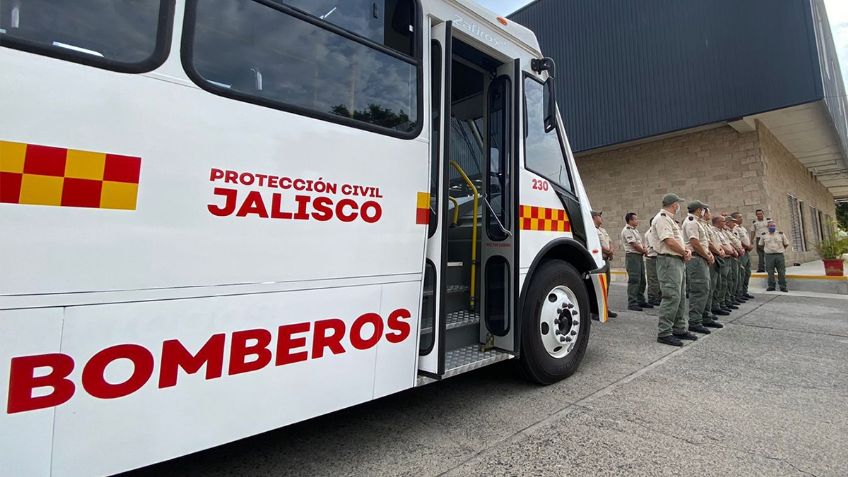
184,0,420,137
279,0,415,57
524,76,574,192
429,39,442,237
0,0,171,73
487,75,511,240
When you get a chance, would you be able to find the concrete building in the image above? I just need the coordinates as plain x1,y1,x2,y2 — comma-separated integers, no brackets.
511,0,848,267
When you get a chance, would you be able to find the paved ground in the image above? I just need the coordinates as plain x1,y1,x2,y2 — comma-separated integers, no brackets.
127,285,848,476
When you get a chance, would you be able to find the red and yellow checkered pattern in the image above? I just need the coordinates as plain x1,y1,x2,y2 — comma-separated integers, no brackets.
0,140,141,210
520,205,570,232
416,192,430,225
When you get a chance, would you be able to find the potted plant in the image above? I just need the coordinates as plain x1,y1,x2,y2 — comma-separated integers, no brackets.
816,223,848,276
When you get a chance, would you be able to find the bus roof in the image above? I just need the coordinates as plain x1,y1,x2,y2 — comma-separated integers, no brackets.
431,0,543,57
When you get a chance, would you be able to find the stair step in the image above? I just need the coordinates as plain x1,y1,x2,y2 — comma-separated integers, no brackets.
420,310,479,335
446,309,479,330
447,284,469,294
443,345,513,378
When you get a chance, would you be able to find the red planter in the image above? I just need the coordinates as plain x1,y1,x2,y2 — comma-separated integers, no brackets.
823,259,845,277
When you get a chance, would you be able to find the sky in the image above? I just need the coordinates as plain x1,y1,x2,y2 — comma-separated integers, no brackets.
479,0,848,90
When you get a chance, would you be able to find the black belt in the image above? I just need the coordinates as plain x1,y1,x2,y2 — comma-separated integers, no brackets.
658,253,682,258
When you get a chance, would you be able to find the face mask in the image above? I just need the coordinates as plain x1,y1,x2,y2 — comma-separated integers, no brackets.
768,226,776,233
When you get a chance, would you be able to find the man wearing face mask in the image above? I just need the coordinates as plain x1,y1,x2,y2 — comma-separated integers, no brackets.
711,215,735,316
651,193,696,347
759,220,791,292
621,212,652,311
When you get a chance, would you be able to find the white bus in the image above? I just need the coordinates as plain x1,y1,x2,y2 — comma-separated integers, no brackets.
0,0,609,475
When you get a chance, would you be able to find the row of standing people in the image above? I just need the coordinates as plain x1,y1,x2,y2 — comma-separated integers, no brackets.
593,194,792,346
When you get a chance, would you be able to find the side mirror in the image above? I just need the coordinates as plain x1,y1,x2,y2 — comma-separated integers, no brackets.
543,78,557,132
531,58,558,133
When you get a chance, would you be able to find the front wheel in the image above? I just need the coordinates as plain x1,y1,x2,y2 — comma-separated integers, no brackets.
519,260,591,385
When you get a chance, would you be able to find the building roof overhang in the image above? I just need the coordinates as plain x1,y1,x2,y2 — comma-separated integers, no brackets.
732,102,848,200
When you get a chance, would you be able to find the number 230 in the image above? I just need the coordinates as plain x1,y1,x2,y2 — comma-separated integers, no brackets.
531,179,549,191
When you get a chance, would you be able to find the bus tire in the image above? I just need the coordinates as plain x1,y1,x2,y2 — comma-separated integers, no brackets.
519,259,590,385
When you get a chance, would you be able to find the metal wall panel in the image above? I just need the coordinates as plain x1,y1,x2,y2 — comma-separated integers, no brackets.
510,0,825,152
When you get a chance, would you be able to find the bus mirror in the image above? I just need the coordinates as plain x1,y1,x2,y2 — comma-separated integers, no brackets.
543,78,557,133
532,58,558,133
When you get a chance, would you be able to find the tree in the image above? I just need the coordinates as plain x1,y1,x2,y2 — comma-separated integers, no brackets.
838,202,848,232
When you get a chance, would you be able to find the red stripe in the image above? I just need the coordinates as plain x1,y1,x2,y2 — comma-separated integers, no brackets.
0,172,23,203
415,208,429,225
24,144,67,176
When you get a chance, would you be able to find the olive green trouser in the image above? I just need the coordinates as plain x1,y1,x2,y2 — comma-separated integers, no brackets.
740,252,751,294
713,258,729,311
703,261,718,324
686,256,710,326
625,253,647,307
656,255,688,337
765,253,787,289
757,243,766,271
646,257,661,304
725,257,739,307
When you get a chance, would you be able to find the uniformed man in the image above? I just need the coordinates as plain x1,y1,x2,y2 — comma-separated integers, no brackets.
721,215,744,310
651,193,697,347
700,208,724,327
732,212,755,300
750,209,771,272
759,220,791,292
711,215,735,316
644,218,662,306
621,212,652,311
681,201,716,334
593,210,618,318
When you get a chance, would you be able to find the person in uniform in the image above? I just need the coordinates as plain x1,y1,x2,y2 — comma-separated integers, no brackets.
721,216,744,310
651,193,697,347
681,201,716,334
711,215,735,316
593,210,618,318
700,209,724,327
732,212,755,300
621,212,652,311
759,220,791,292
750,209,771,272
644,218,662,306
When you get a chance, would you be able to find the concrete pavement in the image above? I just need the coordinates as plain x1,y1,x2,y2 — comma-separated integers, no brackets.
126,285,848,476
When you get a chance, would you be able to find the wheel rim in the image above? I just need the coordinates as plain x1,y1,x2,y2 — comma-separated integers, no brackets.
539,285,581,359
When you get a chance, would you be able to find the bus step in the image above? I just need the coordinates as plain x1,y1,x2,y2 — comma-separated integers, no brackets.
419,309,478,335
445,309,478,330
443,345,513,379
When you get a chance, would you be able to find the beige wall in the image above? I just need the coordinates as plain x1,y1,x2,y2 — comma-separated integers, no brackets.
758,120,838,264
577,122,836,268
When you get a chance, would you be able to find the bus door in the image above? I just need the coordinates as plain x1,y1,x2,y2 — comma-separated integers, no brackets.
480,60,519,353
418,21,452,376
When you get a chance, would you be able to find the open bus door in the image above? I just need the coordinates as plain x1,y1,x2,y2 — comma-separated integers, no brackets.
418,20,452,377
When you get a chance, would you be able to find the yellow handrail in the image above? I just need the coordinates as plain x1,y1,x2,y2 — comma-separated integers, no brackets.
448,196,459,226
449,160,478,310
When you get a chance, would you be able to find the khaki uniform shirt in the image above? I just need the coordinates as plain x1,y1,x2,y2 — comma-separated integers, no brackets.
724,228,742,251
681,214,709,253
733,225,751,248
597,226,611,259
597,226,611,249
711,225,729,249
651,209,685,257
620,226,643,254
760,231,791,254
702,220,719,251
750,218,770,241
645,228,658,258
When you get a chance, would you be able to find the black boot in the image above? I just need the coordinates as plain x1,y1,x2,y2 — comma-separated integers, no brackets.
657,335,684,347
